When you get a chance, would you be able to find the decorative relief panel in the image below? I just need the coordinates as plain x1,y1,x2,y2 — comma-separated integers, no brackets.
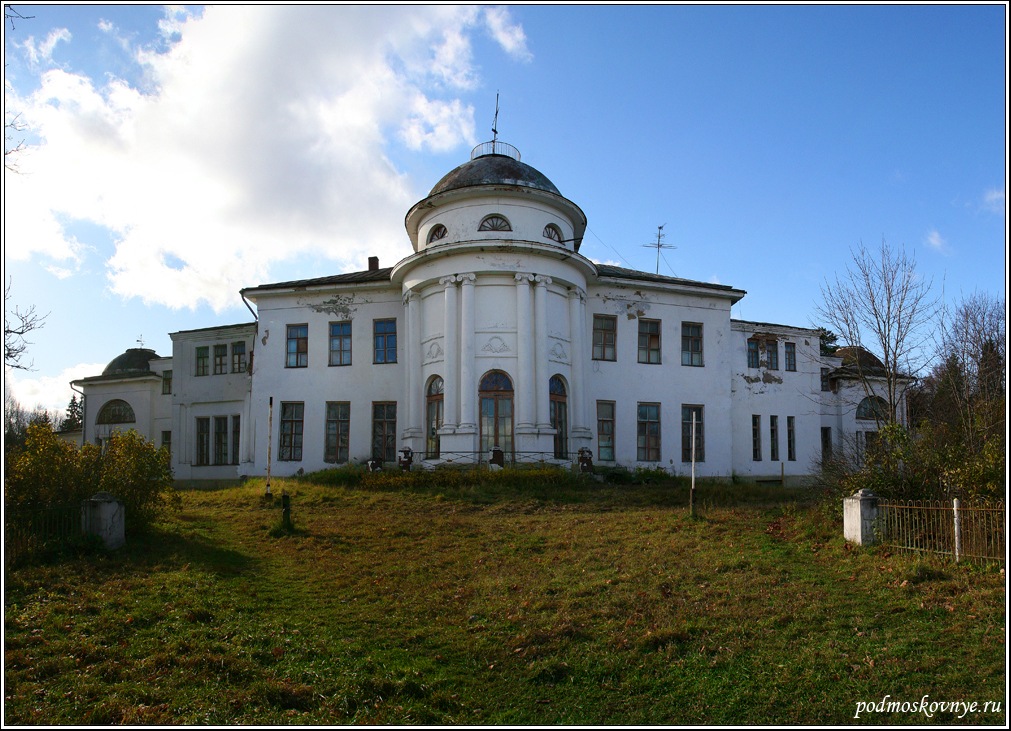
423,340,445,364
549,341,569,364
481,336,511,354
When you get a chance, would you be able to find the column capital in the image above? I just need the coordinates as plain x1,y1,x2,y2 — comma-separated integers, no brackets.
515,273,535,284
457,272,477,285
439,275,457,287
403,289,420,306
534,275,552,287
567,287,585,302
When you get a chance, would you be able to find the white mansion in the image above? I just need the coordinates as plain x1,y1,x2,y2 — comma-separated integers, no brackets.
72,141,903,483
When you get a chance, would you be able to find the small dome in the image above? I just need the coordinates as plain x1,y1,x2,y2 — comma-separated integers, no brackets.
836,346,886,373
429,153,561,197
102,348,160,376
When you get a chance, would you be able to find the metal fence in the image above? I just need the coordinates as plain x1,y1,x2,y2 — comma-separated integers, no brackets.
4,504,83,565
876,499,1005,564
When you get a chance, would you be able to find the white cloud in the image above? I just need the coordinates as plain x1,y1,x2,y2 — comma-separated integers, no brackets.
924,229,950,255
21,27,72,67
5,361,107,415
484,7,533,62
9,6,531,313
982,187,1005,215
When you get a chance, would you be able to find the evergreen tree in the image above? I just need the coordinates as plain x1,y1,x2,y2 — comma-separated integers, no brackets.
62,394,83,431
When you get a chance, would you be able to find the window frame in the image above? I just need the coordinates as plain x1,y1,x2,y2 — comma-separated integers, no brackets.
195,346,209,377
596,400,615,462
286,324,308,369
162,370,173,395
232,342,247,373
478,214,512,232
592,314,617,361
427,224,448,244
770,415,780,462
373,319,397,364
747,339,760,369
787,416,796,462
329,321,352,367
681,405,704,463
195,417,210,466
681,322,704,367
324,401,351,464
636,402,661,462
637,319,661,365
231,415,241,466
371,401,398,463
766,340,779,370
279,402,304,461
752,414,762,461
213,415,229,465
784,342,797,372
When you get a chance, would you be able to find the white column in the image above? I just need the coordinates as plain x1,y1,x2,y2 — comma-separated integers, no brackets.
441,276,459,430
515,273,535,430
568,288,586,433
458,273,477,431
534,275,552,429
404,290,422,438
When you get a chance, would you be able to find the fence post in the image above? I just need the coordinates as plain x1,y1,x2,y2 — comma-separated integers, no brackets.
81,492,125,550
843,489,879,546
952,498,961,563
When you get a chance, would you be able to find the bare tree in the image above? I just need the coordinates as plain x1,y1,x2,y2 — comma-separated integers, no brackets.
5,278,47,371
816,239,939,423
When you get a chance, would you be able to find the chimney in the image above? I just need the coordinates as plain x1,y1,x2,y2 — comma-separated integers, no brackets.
368,256,379,271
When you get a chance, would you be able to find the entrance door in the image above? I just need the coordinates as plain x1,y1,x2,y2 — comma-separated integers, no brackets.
479,371,514,462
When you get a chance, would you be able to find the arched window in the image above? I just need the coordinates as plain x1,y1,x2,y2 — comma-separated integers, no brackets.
426,376,444,458
549,375,568,459
543,224,562,243
96,399,136,425
856,396,889,422
478,214,512,232
427,224,448,244
479,370,514,461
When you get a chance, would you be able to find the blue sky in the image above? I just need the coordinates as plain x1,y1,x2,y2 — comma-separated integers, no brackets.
4,4,1006,416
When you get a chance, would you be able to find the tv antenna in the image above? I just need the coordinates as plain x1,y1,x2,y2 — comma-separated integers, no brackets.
642,224,676,275
491,92,500,153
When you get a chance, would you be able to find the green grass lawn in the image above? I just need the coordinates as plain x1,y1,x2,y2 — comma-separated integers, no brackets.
4,477,1005,725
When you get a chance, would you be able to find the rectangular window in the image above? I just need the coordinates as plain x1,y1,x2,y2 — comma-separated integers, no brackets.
329,321,352,366
747,339,760,368
821,426,833,461
637,402,661,462
213,416,229,465
681,405,704,462
231,415,241,465
787,416,796,462
592,315,617,361
821,368,831,392
596,400,615,461
195,346,209,376
325,401,351,463
681,322,703,367
162,370,173,395
279,402,304,461
770,415,780,461
371,402,397,462
637,319,661,364
785,342,797,372
374,319,397,364
195,417,210,465
286,325,308,368
213,344,228,375
232,342,247,373
161,430,172,455
766,341,779,370
752,415,762,461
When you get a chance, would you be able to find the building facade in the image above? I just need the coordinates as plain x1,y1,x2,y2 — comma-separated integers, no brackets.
73,141,905,483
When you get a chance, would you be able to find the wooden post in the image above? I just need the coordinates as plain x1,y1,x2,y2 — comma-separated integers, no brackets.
953,498,962,563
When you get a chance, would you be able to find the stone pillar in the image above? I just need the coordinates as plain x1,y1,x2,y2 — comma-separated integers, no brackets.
515,273,535,431
403,290,422,443
457,274,477,432
568,288,593,448
81,492,125,550
843,489,879,545
534,275,552,430
440,276,459,431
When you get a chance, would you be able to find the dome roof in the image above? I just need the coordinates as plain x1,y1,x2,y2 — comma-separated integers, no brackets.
102,348,160,376
428,153,561,197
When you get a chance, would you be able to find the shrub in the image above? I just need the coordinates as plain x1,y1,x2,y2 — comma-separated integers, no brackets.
4,425,178,534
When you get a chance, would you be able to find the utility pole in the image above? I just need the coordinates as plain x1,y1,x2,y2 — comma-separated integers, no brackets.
642,224,676,275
